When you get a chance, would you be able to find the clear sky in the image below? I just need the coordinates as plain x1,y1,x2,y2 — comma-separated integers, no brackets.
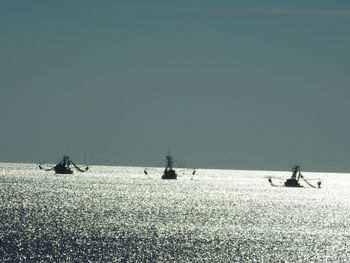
1,1,350,172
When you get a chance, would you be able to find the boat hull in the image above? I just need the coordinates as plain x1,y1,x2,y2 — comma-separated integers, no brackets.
162,169,177,179
54,166,73,174
284,178,302,187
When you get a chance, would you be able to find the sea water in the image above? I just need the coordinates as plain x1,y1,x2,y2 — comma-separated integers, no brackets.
0,163,349,262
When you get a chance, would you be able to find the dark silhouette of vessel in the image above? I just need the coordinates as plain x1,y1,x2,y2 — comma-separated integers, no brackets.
267,165,322,188
39,155,89,174
162,154,177,179
284,165,302,187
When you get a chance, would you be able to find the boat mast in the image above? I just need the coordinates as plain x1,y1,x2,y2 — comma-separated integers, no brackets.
62,155,71,167
291,165,300,180
165,155,174,170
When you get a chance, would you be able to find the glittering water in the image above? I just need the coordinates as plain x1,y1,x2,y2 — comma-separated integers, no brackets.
0,163,349,262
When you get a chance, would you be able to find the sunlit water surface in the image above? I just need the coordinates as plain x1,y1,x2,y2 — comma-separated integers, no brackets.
0,163,349,262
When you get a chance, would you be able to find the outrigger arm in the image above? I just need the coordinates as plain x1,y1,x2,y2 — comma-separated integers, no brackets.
71,161,89,172
39,156,89,173
39,164,55,171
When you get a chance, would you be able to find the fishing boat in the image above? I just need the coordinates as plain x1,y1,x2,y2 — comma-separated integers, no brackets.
267,165,322,188
39,155,89,174
162,154,177,179
284,165,302,187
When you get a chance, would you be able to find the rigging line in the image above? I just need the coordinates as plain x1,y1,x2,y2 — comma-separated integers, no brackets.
300,176,317,188
173,159,193,168
39,163,52,169
153,160,165,167
265,176,286,180
71,161,89,172
267,178,284,187
39,164,55,171
173,160,196,170
300,178,321,181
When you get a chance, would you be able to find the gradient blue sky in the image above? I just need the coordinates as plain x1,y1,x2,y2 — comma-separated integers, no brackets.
1,1,350,171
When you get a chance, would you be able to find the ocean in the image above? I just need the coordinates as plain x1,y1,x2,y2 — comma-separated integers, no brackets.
0,162,349,262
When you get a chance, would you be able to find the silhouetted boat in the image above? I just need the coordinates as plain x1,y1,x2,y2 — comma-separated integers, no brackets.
284,165,322,188
39,155,89,174
268,165,322,188
162,154,177,179
284,165,302,187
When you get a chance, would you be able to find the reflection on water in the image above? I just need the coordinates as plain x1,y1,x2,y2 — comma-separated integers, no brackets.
0,163,349,262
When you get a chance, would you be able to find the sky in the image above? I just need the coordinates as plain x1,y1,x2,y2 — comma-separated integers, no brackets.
1,1,350,172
